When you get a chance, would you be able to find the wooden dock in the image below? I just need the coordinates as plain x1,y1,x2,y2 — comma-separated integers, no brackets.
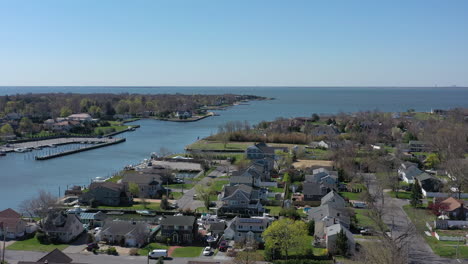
35,138,126,160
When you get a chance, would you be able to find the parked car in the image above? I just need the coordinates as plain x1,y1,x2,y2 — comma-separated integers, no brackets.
86,243,99,251
149,249,168,259
93,227,102,234
360,228,373,236
219,241,228,252
203,246,212,256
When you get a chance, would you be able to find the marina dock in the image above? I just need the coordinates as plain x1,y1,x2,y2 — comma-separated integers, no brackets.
35,138,126,160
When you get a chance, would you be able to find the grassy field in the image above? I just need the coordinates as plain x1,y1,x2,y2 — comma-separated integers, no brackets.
166,183,194,189
265,206,283,216
171,192,184,200
389,191,412,199
211,180,229,192
339,192,363,201
138,242,169,256
402,204,468,258
292,159,333,169
171,246,204,257
94,125,128,135
186,140,250,151
267,186,284,193
7,236,68,252
305,148,332,160
97,202,161,210
354,208,379,229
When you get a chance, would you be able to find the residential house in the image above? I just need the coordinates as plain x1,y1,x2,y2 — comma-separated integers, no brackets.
160,215,197,244
245,142,287,160
302,182,328,201
78,211,107,228
67,113,93,122
175,111,192,119
97,221,150,247
64,186,83,196
415,173,442,196
398,162,423,184
79,182,132,206
311,125,339,137
224,216,272,243
17,248,85,264
0,208,27,239
408,140,430,152
229,165,265,187
207,222,226,237
308,204,351,229
42,213,84,243
218,184,264,216
438,197,467,220
321,191,347,208
305,168,339,191
121,172,166,198
324,224,355,255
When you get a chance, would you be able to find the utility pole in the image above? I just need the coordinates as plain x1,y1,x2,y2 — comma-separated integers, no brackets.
1,227,7,264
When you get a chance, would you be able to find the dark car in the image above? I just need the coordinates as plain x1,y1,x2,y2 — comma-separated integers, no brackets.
219,241,228,252
86,243,99,251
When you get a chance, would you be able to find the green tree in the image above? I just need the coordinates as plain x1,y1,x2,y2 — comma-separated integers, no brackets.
160,195,170,210
195,182,215,210
307,220,315,236
335,229,349,256
410,181,423,207
89,105,102,118
424,153,440,169
0,123,14,135
59,106,72,117
19,117,33,134
128,182,140,197
262,218,308,260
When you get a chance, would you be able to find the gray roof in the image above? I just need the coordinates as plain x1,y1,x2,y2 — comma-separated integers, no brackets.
101,221,149,236
303,182,323,196
160,215,196,226
43,213,81,233
79,211,107,221
122,172,162,185
321,191,345,206
308,204,350,223
223,184,253,197
37,248,73,263
403,166,423,180
208,222,226,232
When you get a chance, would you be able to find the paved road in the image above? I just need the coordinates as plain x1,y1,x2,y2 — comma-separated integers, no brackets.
364,174,463,264
4,250,232,264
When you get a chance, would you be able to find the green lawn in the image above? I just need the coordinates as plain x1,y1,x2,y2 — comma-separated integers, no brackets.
267,186,284,193
171,246,204,257
186,140,250,151
7,236,68,252
265,206,282,216
94,125,128,135
354,208,384,230
339,192,362,201
389,191,412,199
166,183,194,189
138,242,168,256
97,202,161,211
212,180,229,192
171,192,184,200
105,175,123,183
402,205,468,258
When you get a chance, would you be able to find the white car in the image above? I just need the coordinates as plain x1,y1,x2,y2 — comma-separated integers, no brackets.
203,246,211,256
149,249,168,259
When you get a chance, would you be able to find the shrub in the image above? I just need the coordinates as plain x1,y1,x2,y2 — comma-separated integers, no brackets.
129,248,139,256
106,246,118,255
36,231,49,244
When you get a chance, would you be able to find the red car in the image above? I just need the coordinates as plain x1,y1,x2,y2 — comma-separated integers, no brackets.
219,241,228,252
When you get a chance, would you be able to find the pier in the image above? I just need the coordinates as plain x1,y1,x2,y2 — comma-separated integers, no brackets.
35,138,126,160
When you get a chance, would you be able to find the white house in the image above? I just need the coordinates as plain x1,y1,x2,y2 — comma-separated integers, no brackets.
224,216,272,243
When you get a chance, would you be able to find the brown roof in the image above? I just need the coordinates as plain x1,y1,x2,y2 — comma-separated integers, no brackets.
440,197,463,212
89,182,124,192
0,217,23,230
38,248,73,263
0,208,21,218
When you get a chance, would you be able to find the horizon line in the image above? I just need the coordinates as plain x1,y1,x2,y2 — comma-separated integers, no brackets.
1,85,467,88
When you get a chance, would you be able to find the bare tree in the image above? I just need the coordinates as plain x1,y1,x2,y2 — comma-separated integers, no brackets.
19,190,58,219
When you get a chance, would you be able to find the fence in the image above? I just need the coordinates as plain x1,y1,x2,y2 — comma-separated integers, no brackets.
433,231,466,242
423,190,468,198
434,220,468,230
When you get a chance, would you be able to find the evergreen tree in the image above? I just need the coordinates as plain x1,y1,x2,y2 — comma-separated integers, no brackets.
410,181,423,207
335,229,348,256
307,220,315,236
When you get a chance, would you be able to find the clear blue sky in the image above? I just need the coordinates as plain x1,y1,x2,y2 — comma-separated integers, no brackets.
1,0,467,86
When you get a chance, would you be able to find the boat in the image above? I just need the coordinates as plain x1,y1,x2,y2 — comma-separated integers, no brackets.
14,148,27,153
0,151,6,156
48,144,57,148
136,210,156,216
34,146,42,150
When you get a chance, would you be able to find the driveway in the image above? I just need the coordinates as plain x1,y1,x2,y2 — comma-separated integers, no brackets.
364,174,461,264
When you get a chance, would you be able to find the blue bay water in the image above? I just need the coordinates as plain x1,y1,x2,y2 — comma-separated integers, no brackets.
0,86,467,209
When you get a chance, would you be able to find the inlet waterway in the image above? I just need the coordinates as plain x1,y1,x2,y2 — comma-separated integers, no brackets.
1,86,468,209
